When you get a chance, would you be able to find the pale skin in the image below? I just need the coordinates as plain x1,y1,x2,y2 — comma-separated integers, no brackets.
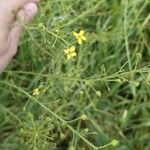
0,0,39,73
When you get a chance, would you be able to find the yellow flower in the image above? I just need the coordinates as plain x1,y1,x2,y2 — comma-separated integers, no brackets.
64,46,77,60
32,88,40,96
73,30,86,44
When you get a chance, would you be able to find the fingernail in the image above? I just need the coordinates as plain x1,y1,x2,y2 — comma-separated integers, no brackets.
24,3,38,20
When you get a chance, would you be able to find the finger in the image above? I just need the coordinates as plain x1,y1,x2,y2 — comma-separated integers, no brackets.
0,3,38,73
0,0,39,12
0,3,38,72
0,0,38,53
6,2,38,56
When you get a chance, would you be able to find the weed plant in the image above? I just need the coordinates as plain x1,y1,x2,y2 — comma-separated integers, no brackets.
0,0,150,149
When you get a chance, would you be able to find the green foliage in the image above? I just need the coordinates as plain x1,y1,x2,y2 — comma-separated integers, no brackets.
0,0,150,149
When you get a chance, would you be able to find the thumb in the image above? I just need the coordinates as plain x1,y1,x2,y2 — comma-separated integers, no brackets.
0,3,38,73
6,2,38,57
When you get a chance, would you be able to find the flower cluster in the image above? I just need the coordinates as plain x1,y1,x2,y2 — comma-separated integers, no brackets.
64,30,86,60
73,30,86,45
32,88,40,96
64,46,77,60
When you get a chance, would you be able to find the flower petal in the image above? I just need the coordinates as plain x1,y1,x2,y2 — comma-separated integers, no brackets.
78,38,82,45
67,54,71,60
71,52,77,57
64,49,69,54
70,46,76,52
73,32,79,38
81,36,86,41
79,30,85,36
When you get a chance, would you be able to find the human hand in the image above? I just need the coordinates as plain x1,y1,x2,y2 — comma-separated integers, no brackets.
0,0,39,73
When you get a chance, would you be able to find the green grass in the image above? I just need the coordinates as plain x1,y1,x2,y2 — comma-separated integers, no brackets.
0,0,150,149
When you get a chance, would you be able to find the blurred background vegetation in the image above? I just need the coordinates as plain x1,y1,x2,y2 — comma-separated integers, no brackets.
0,0,150,149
